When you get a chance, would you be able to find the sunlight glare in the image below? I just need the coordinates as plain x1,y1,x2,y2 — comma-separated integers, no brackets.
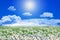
24,1,35,11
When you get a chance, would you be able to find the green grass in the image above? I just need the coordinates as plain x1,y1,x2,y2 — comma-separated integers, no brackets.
0,26,60,38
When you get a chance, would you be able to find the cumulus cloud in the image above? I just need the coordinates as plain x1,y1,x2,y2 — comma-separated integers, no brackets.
40,12,53,18
8,6,16,11
0,15,21,26
22,12,32,16
0,15,60,26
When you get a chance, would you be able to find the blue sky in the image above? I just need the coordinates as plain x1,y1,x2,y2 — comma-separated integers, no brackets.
0,0,60,26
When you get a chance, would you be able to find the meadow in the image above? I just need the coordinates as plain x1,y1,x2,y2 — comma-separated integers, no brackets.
0,26,60,40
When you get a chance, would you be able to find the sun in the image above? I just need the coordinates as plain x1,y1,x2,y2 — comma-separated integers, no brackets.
24,1,35,11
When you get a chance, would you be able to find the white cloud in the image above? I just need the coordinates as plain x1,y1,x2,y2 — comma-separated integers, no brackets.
0,15,60,26
1,15,21,24
1,16,11,23
40,12,53,18
3,22,40,26
8,6,16,11
22,12,32,16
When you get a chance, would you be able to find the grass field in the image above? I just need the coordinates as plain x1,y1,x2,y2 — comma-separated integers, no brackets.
0,26,60,40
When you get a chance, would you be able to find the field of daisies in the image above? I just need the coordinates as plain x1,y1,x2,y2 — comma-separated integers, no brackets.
0,26,60,40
